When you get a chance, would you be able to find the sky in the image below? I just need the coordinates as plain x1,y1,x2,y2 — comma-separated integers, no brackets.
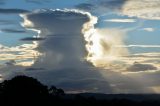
0,0,160,94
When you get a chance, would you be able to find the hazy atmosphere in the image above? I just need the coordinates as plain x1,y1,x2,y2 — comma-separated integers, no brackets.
0,0,160,94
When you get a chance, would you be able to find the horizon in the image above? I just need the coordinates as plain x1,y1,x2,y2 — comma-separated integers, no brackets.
0,0,160,94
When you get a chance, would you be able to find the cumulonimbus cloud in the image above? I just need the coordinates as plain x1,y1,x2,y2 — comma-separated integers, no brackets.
20,9,95,69
0,8,159,93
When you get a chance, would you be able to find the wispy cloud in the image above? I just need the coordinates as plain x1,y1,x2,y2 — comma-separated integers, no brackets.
0,8,29,14
20,37,45,41
141,28,155,32
104,19,136,23
115,45,160,48
0,29,26,33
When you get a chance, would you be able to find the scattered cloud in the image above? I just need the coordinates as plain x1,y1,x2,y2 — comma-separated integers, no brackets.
104,19,136,23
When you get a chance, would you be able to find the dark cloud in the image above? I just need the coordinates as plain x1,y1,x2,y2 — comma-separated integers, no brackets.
19,9,113,93
0,8,29,14
14,9,159,94
1,29,26,33
25,67,45,71
20,37,45,41
22,9,90,69
126,62,157,72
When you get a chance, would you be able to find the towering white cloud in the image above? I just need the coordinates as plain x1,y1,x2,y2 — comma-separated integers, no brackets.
21,9,95,69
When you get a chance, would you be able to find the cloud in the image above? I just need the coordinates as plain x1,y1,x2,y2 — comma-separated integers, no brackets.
115,45,160,48
119,52,160,71
84,28,128,67
20,9,95,69
1,29,26,33
0,43,39,66
19,9,113,93
121,0,160,20
20,37,45,41
0,8,29,14
77,0,160,20
104,18,136,23
126,62,157,72
1,8,159,94
141,28,155,32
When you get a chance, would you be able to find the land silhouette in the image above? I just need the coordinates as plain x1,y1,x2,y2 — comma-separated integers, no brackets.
0,75,160,106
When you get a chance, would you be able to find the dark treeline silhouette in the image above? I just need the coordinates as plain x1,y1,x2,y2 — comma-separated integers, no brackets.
0,75,160,106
